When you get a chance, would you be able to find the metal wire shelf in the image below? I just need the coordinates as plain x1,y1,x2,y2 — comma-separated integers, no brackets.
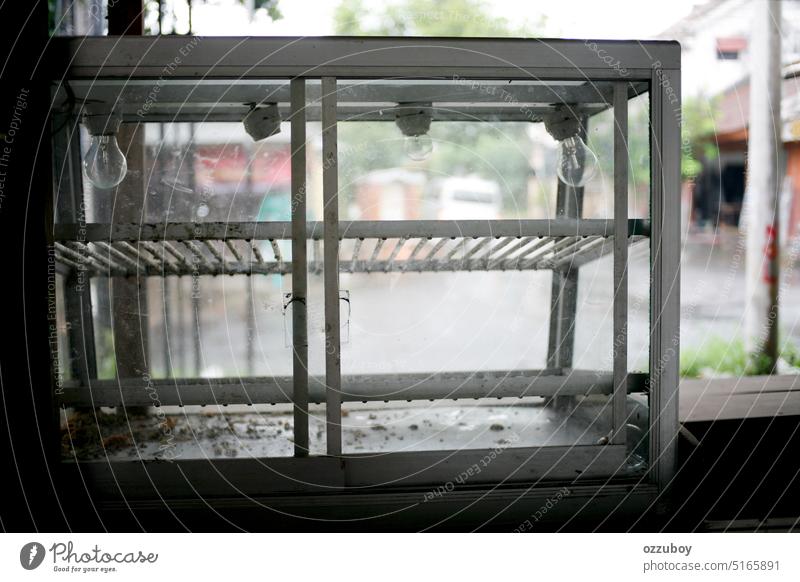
53,219,648,277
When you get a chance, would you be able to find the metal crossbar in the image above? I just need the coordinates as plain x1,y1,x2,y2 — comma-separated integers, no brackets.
57,369,649,407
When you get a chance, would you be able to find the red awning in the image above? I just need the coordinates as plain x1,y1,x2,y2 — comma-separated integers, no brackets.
716,37,747,53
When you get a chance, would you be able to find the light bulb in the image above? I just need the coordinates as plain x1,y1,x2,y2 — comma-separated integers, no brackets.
84,134,127,189
556,135,598,188
196,202,210,219
404,133,433,161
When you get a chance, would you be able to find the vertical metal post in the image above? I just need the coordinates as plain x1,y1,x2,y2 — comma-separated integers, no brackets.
547,120,587,415
177,275,186,374
157,124,172,379
291,78,310,457
192,284,202,376
245,140,256,376
322,77,342,456
650,65,681,490
163,276,172,377
111,125,150,384
546,180,581,370
108,0,149,400
187,122,202,377
52,113,84,222
612,84,629,444
547,119,588,374
63,272,97,384
53,112,98,385
246,276,255,374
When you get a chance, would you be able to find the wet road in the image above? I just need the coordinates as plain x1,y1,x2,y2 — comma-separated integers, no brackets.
142,231,800,379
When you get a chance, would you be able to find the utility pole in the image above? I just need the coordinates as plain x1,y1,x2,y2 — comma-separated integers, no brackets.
744,0,782,373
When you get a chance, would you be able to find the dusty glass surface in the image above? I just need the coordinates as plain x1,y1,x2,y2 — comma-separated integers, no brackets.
53,76,649,467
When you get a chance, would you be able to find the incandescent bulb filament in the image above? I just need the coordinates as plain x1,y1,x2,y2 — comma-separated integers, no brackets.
545,106,598,188
83,114,128,189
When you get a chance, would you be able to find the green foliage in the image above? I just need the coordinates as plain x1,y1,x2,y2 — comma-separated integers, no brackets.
251,0,282,21
334,0,367,35
586,96,651,191
587,93,721,188
48,0,57,35
746,350,777,376
681,335,800,378
144,0,283,34
333,0,543,214
337,121,533,214
97,329,117,380
778,341,800,370
337,122,406,205
680,336,749,378
681,95,720,181
334,0,540,37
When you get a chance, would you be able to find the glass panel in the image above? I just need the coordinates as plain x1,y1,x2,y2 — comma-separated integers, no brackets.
340,271,550,375
330,77,647,454
53,75,651,469
56,79,306,461
583,91,651,219
335,78,620,221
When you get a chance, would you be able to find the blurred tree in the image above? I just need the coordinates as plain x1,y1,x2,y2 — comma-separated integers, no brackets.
587,96,651,191
333,0,544,215
143,0,282,34
585,93,719,216
334,0,538,37
249,0,282,20
680,95,720,181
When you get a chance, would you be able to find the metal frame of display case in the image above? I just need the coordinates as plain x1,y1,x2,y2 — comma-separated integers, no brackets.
44,36,680,526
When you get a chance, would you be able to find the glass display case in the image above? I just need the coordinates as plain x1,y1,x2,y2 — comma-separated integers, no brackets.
47,36,680,526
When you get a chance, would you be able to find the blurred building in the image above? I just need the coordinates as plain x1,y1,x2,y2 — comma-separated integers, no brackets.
350,170,504,221
661,0,800,236
139,122,299,223
351,169,426,220
694,73,800,235
660,0,800,98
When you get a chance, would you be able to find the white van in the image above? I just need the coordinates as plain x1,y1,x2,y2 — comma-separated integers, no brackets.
426,176,502,220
